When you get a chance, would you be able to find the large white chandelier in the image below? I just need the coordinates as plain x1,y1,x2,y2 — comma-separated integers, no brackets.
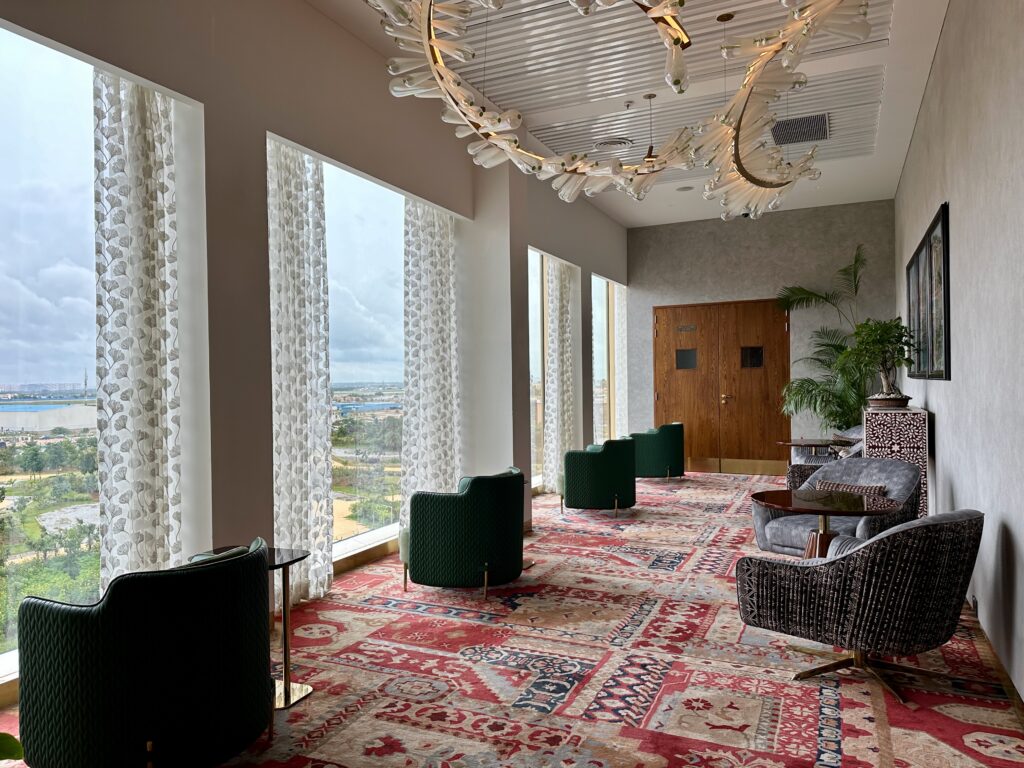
367,0,870,220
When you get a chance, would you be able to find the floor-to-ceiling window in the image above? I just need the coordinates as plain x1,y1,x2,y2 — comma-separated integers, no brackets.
528,247,581,492
0,28,98,655
528,249,545,488
592,275,612,444
324,165,405,549
592,276,629,443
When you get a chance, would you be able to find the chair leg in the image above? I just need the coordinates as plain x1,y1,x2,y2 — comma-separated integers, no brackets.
614,496,618,518
863,664,906,704
560,495,563,513
870,659,947,679
483,565,489,600
403,562,408,592
793,653,857,680
666,466,670,479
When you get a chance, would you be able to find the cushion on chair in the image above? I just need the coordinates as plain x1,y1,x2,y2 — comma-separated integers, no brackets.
183,545,249,568
764,514,859,552
815,480,886,496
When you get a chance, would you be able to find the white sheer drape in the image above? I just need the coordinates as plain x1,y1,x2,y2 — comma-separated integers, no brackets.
613,282,630,438
541,256,577,493
94,70,183,589
267,138,333,604
400,200,461,527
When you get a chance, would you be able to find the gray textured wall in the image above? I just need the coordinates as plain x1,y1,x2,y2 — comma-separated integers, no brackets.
895,0,1024,693
627,200,896,438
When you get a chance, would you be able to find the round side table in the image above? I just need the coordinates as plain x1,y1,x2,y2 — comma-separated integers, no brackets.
270,547,312,709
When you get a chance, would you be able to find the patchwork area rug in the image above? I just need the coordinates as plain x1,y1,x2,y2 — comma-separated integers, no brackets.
5,474,1024,767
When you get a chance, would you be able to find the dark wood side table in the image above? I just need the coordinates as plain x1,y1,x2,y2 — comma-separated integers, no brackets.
776,437,856,457
751,489,902,558
270,547,313,709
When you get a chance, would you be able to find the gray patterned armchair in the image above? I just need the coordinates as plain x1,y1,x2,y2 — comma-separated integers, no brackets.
786,424,864,489
753,457,921,556
737,509,984,702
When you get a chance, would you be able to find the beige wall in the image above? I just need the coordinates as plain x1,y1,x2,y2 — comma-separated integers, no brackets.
894,0,1024,692
0,0,475,547
626,201,897,438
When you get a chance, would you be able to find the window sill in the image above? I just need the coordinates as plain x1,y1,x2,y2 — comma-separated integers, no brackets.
332,523,399,562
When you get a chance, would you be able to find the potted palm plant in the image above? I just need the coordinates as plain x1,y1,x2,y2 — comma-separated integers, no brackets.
838,318,916,409
777,246,873,431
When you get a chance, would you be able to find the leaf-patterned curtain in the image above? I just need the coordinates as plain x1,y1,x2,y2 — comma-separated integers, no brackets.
94,70,182,590
267,138,333,605
400,200,461,528
542,256,578,494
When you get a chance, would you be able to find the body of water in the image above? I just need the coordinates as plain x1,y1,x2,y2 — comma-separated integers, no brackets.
0,403,70,413
334,402,401,415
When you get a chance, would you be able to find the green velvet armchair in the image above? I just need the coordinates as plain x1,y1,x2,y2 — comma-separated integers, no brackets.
401,468,525,597
563,438,636,514
630,422,685,478
18,540,272,768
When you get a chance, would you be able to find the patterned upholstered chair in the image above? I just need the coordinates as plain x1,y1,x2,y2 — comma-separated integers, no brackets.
630,423,685,478
563,438,636,515
19,540,272,768
736,509,984,702
786,424,864,489
753,457,920,556
401,468,525,597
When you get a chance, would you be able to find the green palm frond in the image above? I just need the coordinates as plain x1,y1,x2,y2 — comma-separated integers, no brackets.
776,286,844,312
835,245,867,301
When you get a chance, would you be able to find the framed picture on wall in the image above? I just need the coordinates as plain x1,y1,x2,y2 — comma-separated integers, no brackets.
906,202,950,379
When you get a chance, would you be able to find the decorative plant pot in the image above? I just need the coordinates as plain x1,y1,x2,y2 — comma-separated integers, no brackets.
867,393,912,410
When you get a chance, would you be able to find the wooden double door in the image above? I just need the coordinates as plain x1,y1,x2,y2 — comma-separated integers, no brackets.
654,299,790,475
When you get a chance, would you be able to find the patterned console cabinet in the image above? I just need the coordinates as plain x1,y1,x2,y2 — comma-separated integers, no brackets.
864,407,929,516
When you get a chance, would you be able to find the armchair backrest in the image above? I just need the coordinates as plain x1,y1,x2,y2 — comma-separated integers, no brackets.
839,509,983,655
802,457,920,504
19,542,272,768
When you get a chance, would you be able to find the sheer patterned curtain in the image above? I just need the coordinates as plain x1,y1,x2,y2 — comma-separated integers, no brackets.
267,138,333,604
542,256,578,494
400,200,461,527
613,282,630,438
94,71,182,589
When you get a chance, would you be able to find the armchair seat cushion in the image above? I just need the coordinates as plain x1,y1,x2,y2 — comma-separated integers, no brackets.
764,514,859,553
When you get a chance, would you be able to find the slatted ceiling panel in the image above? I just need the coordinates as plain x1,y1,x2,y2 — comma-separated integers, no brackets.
450,0,894,115
530,66,884,169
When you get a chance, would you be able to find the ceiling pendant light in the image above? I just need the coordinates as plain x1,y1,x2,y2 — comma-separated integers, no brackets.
643,94,657,169
364,0,871,214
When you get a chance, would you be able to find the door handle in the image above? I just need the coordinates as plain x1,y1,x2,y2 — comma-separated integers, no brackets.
721,394,734,404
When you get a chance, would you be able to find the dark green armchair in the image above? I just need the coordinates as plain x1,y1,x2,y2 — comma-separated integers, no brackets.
563,438,636,514
18,540,272,768
630,422,684,478
401,468,525,597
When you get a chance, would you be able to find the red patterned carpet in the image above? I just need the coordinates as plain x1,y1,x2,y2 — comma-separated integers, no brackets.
5,474,1024,767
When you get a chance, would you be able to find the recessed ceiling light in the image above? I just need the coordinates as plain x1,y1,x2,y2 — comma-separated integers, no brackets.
677,186,695,192
593,137,634,151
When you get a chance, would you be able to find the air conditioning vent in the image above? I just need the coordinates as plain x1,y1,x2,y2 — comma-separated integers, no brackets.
593,136,634,151
771,113,830,145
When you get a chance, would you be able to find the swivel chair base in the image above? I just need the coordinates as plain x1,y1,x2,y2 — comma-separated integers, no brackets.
793,647,945,704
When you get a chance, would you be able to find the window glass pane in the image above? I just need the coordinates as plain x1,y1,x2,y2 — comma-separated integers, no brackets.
325,165,405,544
528,250,543,487
0,29,98,653
591,276,610,444
741,346,764,368
676,349,698,369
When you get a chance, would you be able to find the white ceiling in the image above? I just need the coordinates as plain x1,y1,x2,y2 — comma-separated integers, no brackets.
308,0,948,228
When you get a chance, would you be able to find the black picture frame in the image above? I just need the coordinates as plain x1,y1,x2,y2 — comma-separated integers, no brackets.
906,202,950,379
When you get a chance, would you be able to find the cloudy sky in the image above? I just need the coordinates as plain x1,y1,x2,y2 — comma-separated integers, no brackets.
0,27,94,388
324,166,405,385
0,26,405,389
